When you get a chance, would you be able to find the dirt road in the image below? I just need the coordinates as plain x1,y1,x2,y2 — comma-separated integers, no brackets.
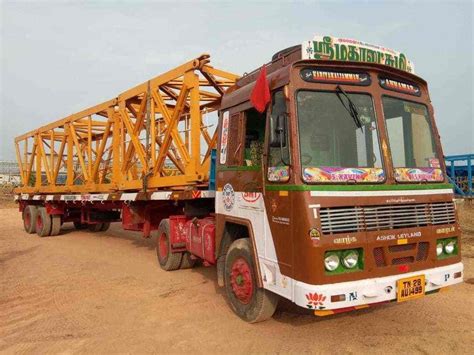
1,205,473,354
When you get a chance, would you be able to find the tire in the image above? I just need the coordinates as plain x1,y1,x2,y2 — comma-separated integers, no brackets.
180,252,196,269
100,222,110,232
74,221,88,230
36,207,52,237
88,224,103,232
23,205,38,234
50,215,61,236
155,219,182,271
224,238,279,323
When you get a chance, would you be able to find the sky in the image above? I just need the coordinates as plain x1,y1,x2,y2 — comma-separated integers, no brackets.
0,0,473,161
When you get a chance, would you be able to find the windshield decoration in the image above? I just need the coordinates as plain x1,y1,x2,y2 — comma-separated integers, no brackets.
304,167,385,183
268,166,290,182
302,35,415,74
300,68,371,86
394,168,444,182
379,77,421,96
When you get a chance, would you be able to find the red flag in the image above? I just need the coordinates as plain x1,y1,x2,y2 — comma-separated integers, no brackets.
250,65,270,113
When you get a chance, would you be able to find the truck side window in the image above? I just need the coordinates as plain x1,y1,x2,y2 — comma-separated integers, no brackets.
267,90,290,182
243,108,265,167
225,112,245,166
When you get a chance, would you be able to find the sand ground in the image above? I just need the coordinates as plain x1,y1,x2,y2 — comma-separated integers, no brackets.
1,202,473,353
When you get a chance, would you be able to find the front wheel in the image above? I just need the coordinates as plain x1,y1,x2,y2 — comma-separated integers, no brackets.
155,219,182,271
224,238,278,323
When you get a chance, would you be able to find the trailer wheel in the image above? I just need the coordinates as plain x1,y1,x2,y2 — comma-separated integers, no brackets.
36,207,52,237
50,215,61,236
224,238,278,323
156,219,182,271
74,222,88,230
100,222,110,232
23,205,38,234
180,252,196,269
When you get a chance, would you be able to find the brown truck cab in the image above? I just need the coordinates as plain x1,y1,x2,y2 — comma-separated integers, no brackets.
215,36,462,317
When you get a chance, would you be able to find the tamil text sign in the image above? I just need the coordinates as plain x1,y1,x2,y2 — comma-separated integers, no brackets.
302,35,415,74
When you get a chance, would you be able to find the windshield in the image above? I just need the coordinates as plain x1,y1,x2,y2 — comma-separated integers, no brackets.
382,97,443,182
297,91,384,183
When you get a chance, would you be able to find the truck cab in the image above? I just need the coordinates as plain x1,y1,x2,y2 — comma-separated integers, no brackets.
215,39,462,319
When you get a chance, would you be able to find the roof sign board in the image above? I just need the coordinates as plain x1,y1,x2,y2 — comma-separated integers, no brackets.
302,35,415,74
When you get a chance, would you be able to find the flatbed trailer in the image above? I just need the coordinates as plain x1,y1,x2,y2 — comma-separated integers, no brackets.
15,36,463,322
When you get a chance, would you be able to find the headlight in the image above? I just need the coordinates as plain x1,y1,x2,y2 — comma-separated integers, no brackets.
342,250,359,269
444,240,456,254
324,253,340,271
436,242,444,256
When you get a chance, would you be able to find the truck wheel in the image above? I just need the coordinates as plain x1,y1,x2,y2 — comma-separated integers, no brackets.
23,205,38,234
100,222,110,232
156,219,182,271
50,215,61,236
224,238,279,323
74,222,88,230
180,252,196,269
88,224,103,232
36,207,52,237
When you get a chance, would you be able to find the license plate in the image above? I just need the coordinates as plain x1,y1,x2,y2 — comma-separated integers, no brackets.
397,275,425,302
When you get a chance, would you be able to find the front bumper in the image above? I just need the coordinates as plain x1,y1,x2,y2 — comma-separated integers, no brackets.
293,262,463,312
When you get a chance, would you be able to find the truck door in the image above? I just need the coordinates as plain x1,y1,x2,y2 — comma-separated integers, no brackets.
264,89,293,278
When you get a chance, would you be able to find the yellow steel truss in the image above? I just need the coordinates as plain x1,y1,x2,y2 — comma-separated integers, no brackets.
14,54,239,194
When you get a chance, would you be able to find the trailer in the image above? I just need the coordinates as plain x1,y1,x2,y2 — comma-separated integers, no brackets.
14,35,463,322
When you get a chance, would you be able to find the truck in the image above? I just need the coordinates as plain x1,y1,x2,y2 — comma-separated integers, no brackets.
14,35,463,323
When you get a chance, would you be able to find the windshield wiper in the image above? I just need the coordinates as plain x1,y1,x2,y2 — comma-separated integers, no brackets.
335,85,363,131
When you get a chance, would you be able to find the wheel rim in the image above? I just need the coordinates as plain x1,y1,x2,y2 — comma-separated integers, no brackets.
230,257,254,304
24,210,31,229
159,232,168,261
36,214,43,232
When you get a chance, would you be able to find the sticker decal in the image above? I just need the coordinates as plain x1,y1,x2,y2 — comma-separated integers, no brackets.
219,111,229,164
222,183,235,211
309,228,321,245
300,68,371,86
271,216,290,225
394,168,444,182
333,236,358,245
267,166,290,182
379,77,421,96
436,226,455,235
429,158,441,168
305,292,327,309
303,167,385,183
241,192,260,203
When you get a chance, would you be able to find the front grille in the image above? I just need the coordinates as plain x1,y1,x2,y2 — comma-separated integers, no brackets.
373,247,386,267
373,241,430,268
392,256,414,265
416,242,429,261
320,202,455,234
388,243,416,252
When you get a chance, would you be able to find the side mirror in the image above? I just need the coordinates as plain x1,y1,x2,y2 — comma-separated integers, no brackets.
270,113,287,148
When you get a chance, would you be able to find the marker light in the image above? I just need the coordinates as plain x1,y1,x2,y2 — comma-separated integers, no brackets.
444,240,456,254
436,242,444,256
342,250,359,269
324,253,340,271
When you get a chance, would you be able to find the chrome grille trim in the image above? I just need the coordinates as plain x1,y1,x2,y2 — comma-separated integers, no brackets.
320,202,455,234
